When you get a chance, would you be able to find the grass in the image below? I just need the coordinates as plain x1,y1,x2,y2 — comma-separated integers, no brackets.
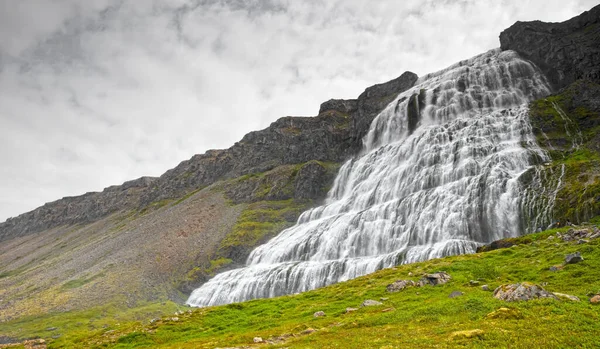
2,225,599,348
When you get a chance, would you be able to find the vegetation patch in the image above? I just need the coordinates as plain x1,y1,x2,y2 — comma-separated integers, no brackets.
528,80,600,223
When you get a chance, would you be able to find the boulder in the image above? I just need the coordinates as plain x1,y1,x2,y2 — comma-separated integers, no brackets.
565,252,584,264
449,291,464,298
418,272,451,286
493,282,558,302
386,280,416,293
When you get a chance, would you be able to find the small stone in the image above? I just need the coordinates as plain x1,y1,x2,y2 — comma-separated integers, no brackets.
51,335,61,339
380,297,389,301
408,272,413,276
254,337,264,343
565,252,583,264
149,318,160,324
549,265,563,272
449,291,464,298
46,327,57,331
553,292,581,302
450,329,484,340
386,279,416,293
313,311,325,318
486,307,523,320
345,307,358,313
469,280,480,286
590,295,600,304
361,299,383,307
170,317,179,321
577,239,589,244
481,285,490,291
300,328,316,335
381,307,395,312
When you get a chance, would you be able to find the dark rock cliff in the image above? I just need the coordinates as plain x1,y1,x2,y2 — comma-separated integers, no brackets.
500,4,600,90
0,72,417,242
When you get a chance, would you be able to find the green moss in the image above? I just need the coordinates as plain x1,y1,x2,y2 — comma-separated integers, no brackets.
217,199,310,260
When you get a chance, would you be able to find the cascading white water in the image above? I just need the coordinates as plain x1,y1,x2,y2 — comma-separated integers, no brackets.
187,49,552,307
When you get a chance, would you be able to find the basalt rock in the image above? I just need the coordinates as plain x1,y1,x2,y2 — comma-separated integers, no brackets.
500,4,600,90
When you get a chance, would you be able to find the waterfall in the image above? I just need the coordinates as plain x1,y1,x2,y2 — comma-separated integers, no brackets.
187,49,552,307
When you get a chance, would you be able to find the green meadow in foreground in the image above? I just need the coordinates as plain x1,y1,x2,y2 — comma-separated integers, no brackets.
2,224,600,349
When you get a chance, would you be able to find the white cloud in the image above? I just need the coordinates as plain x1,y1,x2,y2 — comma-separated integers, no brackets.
0,0,597,221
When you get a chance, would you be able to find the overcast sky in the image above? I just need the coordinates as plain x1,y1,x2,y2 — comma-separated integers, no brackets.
0,0,596,222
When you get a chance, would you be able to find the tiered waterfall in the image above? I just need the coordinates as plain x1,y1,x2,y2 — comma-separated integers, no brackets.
187,49,552,307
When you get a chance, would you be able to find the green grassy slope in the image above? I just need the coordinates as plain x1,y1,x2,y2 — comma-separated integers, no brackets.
2,225,599,348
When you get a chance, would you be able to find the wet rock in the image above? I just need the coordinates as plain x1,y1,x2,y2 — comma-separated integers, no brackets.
449,291,464,298
590,295,600,304
565,252,583,264
481,285,490,291
553,292,581,302
361,299,383,307
313,311,325,318
418,272,451,286
486,307,523,320
450,329,484,340
493,282,558,302
387,280,416,292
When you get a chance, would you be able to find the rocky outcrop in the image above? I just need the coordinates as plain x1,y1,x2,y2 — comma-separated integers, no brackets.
0,72,417,242
0,177,156,242
500,4,600,90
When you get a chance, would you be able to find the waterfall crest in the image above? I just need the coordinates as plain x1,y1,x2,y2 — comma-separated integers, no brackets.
187,49,552,307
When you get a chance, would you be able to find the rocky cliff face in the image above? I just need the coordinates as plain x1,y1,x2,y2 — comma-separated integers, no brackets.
0,72,417,242
0,177,156,242
500,4,600,90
